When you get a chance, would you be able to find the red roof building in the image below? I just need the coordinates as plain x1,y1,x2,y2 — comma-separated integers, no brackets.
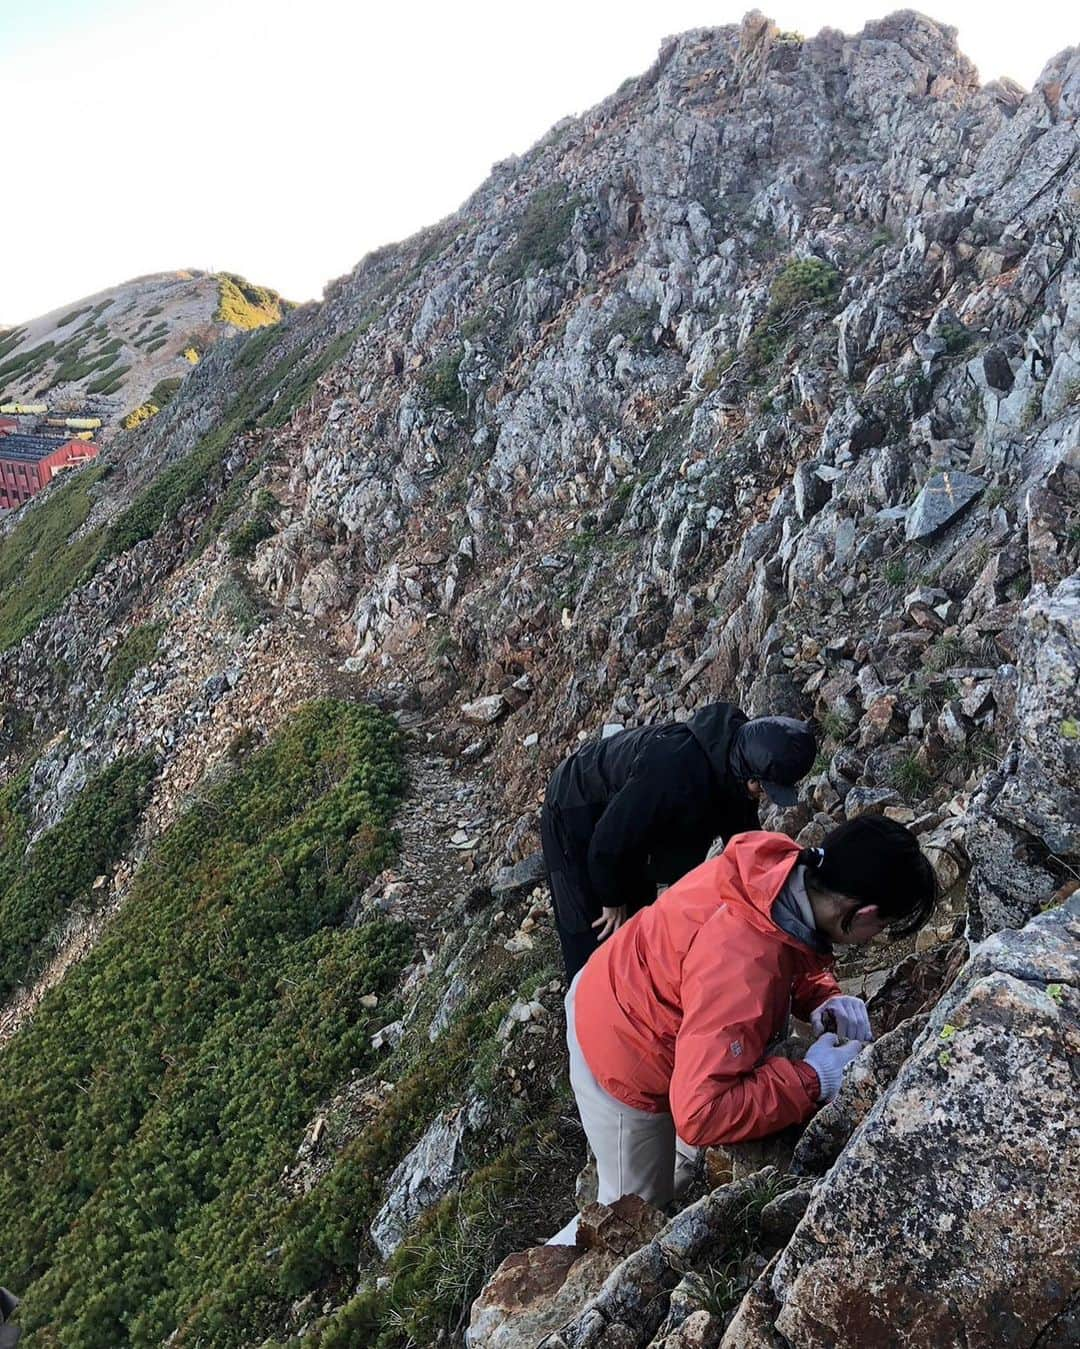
0,417,16,436
0,435,99,510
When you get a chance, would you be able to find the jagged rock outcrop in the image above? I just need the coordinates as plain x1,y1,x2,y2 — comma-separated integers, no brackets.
769,896,1080,1347
371,1095,491,1258
966,575,1080,940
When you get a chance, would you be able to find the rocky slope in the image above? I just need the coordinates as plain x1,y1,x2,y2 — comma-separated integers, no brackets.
0,9,1078,1346
0,270,287,432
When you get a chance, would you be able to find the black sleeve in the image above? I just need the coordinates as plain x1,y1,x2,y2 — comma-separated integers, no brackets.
585,740,697,910
725,792,761,841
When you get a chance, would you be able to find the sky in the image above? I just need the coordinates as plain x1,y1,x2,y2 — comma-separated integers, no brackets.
1,0,1076,324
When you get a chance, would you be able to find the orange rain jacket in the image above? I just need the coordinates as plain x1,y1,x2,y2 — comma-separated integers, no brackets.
574,831,842,1145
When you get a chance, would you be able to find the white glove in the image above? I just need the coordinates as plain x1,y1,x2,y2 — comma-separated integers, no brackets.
811,995,872,1043
804,1032,866,1102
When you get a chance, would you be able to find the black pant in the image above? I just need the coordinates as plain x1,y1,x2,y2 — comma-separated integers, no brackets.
554,917,599,984
541,795,600,983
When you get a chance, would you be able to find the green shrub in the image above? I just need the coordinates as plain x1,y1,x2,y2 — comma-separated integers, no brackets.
56,306,93,328
87,365,129,395
148,377,182,407
0,701,409,1347
0,327,27,363
0,755,155,1002
316,1118,577,1349
96,422,236,560
0,465,106,650
106,620,166,695
259,328,357,429
495,183,580,281
0,339,57,390
769,258,840,311
607,301,659,348
419,347,467,415
13,319,359,646
739,257,841,378
937,322,971,355
228,513,275,558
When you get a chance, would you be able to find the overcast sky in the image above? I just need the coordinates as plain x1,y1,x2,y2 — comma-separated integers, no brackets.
1,0,1075,324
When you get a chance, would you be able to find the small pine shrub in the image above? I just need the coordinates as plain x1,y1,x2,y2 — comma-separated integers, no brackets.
0,754,156,1001
937,322,972,355
419,347,467,415
86,365,129,395
0,327,27,363
769,258,841,312
227,513,275,558
738,257,841,379
56,305,93,328
495,184,580,281
150,376,182,406
0,465,106,650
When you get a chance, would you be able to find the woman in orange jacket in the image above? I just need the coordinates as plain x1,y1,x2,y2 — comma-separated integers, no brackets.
548,816,936,1244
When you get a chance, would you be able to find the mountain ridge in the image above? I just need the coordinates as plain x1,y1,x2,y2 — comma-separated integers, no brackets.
0,9,1078,1345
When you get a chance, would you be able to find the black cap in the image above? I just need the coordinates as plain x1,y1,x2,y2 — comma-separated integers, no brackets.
732,717,816,806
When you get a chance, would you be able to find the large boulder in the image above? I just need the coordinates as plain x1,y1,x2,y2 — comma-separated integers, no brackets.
466,1196,667,1349
904,471,984,542
966,577,1080,939
768,897,1080,1347
370,1096,489,1258
991,578,1080,857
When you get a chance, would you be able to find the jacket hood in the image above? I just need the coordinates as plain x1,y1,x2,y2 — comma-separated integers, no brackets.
685,702,747,784
718,831,809,941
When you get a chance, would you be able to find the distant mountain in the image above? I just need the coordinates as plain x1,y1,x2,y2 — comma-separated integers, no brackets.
0,270,288,435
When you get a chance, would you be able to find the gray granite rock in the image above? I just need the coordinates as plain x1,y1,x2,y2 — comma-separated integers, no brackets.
904,471,985,542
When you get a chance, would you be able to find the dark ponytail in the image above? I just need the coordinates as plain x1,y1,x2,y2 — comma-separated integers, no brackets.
806,818,937,937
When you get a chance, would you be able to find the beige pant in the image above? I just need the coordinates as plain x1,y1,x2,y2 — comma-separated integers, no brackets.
548,970,698,1245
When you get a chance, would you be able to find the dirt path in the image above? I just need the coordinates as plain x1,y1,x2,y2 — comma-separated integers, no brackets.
352,709,496,941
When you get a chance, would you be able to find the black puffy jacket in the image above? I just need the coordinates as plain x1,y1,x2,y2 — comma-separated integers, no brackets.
543,702,760,932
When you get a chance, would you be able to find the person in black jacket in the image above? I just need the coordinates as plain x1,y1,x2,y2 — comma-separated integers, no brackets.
541,703,816,980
